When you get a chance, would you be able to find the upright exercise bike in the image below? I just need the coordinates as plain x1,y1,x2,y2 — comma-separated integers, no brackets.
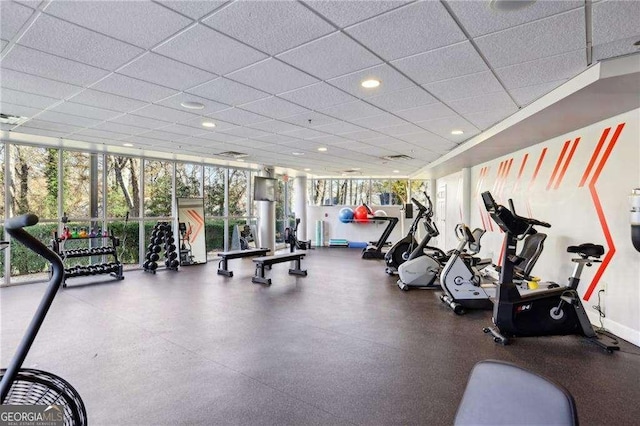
481,191,619,352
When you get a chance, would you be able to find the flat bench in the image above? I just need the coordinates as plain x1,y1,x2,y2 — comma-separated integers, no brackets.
217,248,270,277
252,253,307,285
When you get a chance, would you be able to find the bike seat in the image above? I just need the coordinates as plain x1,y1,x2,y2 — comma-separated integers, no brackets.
567,243,604,258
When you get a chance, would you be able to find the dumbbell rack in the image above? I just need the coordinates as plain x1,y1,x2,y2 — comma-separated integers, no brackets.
51,232,124,287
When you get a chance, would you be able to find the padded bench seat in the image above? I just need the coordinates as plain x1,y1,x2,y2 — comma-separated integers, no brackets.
216,248,270,277
252,252,307,285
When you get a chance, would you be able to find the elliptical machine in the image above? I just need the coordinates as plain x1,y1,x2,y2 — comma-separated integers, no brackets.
384,194,431,274
481,191,619,352
396,197,448,290
439,224,493,312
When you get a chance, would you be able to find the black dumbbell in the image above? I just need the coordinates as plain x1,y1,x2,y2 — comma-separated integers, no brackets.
170,259,179,268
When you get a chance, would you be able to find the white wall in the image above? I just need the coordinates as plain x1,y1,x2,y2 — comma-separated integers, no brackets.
306,205,408,246
440,109,640,345
434,171,464,250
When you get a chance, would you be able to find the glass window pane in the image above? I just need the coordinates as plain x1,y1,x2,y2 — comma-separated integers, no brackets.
9,222,58,279
144,160,173,217
333,179,348,205
112,220,140,265
349,179,370,205
176,162,202,198
310,179,332,205
228,169,249,216
410,180,430,205
107,156,141,218
390,179,409,205
10,145,58,218
204,166,225,217
371,180,390,205
63,151,103,219
0,144,5,220
205,218,225,260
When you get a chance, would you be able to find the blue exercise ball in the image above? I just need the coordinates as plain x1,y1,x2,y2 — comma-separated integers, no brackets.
338,207,354,223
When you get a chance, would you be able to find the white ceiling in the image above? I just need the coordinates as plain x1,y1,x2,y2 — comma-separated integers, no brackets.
1,0,639,176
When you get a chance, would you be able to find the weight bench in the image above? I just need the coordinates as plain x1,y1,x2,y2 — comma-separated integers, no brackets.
252,253,307,285
216,248,270,277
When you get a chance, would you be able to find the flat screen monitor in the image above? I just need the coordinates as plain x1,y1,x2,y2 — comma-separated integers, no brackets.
254,176,276,202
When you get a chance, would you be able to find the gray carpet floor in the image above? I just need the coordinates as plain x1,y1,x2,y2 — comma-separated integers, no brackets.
1,248,639,425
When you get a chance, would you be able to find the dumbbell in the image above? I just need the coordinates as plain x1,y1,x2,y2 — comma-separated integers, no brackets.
153,245,162,254
148,262,158,271
170,259,179,268
150,253,160,262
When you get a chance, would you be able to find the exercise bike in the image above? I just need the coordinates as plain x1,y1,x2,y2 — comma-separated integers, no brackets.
284,216,311,252
481,191,619,352
396,197,449,290
439,224,493,313
0,214,88,424
384,194,431,274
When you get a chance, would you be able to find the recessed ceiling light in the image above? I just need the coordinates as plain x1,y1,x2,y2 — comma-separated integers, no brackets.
180,101,205,110
122,143,133,147
304,168,311,171
392,170,400,173
489,0,536,12
451,130,464,135
361,79,381,89
202,121,216,128
317,147,328,152
292,152,304,156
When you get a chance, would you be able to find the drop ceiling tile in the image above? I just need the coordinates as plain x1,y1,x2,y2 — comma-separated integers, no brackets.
121,135,171,147
136,129,185,142
254,133,302,145
2,45,110,86
36,110,102,128
18,14,144,70
1,39,8,50
317,100,383,122
227,58,318,95
509,79,567,106
446,0,583,38
181,116,237,132
157,1,227,19
118,53,216,91
186,78,270,106
328,64,415,99
367,87,437,112
1,87,58,109
18,118,80,134
410,134,455,153
277,138,326,149
156,93,228,115
0,102,40,118
495,49,586,89
68,89,148,113
48,101,122,121
312,120,366,135
395,102,458,122
14,127,75,138
280,127,328,140
392,41,487,85
279,82,356,110
248,120,303,134
277,32,382,80
592,0,640,46
448,90,517,115
109,114,170,130
345,1,465,61
475,9,585,69
378,122,426,137
240,96,309,119
220,127,270,139
73,128,130,139
423,71,504,103
416,114,479,141
92,74,179,102
93,121,150,136
197,131,246,143
71,134,124,145
133,104,199,123
203,1,334,55
207,108,270,126
593,36,640,61
280,110,339,127
350,113,407,130
305,0,410,27
464,107,519,131
154,24,266,75
340,129,384,141
306,134,349,144
44,0,192,49
1,1,34,40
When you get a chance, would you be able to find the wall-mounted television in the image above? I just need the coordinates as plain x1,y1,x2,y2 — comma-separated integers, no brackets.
254,176,276,202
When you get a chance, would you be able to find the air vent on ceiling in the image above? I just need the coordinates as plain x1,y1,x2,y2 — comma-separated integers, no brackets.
381,154,413,161
342,169,362,175
216,151,249,159
0,113,28,125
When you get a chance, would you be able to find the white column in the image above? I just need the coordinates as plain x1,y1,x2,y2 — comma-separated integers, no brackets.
293,176,307,240
258,167,276,254
461,168,471,225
